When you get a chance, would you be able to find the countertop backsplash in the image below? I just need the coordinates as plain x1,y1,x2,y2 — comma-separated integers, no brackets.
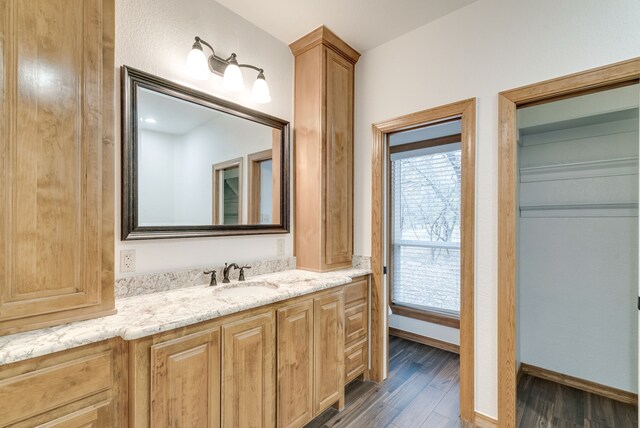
352,255,371,270
115,257,297,298
0,266,371,365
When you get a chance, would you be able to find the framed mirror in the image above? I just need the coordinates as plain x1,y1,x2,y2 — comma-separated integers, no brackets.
121,66,290,240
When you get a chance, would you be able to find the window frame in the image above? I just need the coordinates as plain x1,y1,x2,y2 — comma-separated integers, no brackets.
387,133,463,329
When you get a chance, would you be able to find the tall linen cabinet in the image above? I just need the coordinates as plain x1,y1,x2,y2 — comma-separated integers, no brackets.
290,26,360,272
0,0,116,335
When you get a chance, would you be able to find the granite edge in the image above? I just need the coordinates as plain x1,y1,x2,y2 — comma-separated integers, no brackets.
0,267,371,366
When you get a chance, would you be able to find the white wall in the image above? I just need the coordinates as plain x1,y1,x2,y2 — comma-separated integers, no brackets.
354,0,640,417
173,118,273,225
138,129,176,225
116,0,293,273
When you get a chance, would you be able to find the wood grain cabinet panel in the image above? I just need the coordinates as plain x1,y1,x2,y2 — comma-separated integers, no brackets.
277,300,314,428
0,351,112,426
344,278,367,306
34,400,111,428
222,311,276,428
324,49,354,267
290,26,359,272
344,339,367,384
0,340,124,428
313,291,345,415
151,328,221,428
343,276,369,384
0,0,115,335
344,303,367,345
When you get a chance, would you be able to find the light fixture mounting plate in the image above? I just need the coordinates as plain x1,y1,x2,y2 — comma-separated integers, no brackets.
208,56,227,76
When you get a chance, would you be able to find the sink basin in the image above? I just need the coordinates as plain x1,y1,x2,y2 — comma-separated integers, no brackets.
212,281,279,298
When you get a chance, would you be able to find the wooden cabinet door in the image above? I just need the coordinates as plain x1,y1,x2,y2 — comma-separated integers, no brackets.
277,300,313,428
323,47,353,267
151,328,221,428
0,0,115,335
222,312,276,428
313,291,345,415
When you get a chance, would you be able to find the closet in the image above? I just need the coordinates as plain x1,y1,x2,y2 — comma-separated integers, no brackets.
516,84,639,402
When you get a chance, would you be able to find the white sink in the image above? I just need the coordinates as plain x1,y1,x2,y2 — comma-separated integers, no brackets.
212,281,279,298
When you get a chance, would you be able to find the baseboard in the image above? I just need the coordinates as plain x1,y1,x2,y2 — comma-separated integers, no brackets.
517,363,524,385
389,327,460,354
474,412,498,428
520,363,638,405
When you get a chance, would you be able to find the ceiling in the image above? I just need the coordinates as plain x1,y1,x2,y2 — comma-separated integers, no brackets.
138,88,217,134
214,0,478,52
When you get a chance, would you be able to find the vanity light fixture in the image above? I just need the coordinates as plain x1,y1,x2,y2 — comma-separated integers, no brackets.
187,36,271,104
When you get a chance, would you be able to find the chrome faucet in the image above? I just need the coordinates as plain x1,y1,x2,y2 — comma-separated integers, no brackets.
222,263,239,283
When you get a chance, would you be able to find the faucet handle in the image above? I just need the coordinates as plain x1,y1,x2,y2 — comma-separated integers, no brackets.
204,270,217,286
238,265,251,281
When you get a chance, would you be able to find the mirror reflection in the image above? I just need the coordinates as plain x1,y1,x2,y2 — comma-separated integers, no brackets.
137,87,281,227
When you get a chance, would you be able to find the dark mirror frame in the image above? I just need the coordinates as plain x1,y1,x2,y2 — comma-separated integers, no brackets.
121,66,290,240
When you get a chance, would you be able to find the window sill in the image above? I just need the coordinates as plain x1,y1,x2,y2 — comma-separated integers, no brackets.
390,304,460,329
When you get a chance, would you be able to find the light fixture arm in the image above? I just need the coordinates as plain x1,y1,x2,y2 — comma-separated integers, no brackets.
237,63,263,74
195,36,215,55
193,36,265,78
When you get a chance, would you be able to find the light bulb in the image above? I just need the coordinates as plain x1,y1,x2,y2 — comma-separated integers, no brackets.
186,43,210,80
223,57,244,92
251,73,271,104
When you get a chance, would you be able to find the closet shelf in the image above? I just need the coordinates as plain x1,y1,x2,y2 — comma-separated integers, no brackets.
520,157,638,183
520,202,638,218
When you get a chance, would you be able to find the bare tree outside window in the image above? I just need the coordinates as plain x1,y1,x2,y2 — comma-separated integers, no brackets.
391,145,461,314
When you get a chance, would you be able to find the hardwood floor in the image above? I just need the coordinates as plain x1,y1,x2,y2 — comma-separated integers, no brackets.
305,335,639,428
518,374,638,428
305,336,473,427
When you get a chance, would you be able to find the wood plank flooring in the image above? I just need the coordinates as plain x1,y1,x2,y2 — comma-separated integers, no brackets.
305,335,639,428
517,373,638,428
305,335,473,427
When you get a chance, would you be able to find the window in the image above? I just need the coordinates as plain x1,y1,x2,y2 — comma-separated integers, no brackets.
390,141,461,322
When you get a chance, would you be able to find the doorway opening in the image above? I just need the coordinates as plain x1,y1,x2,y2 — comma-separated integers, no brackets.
516,83,639,427
370,99,476,423
498,57,640,428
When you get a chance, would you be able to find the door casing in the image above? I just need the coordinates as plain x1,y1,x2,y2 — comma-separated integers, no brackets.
370,98,476,422
498,57,640,428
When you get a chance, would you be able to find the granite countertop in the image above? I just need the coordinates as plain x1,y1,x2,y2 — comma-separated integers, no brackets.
0,267,371,366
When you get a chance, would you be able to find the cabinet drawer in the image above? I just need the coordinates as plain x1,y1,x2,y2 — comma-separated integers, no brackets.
344,339,367,383
344,278,367,307
0,350,113,426
34,400,110,428
344,303,367,345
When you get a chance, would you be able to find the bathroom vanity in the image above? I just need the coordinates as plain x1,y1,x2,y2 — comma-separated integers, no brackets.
0,0,365,424
0,269,370,427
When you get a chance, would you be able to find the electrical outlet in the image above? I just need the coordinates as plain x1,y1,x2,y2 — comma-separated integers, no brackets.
276,239,285,257
120,249,136,273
